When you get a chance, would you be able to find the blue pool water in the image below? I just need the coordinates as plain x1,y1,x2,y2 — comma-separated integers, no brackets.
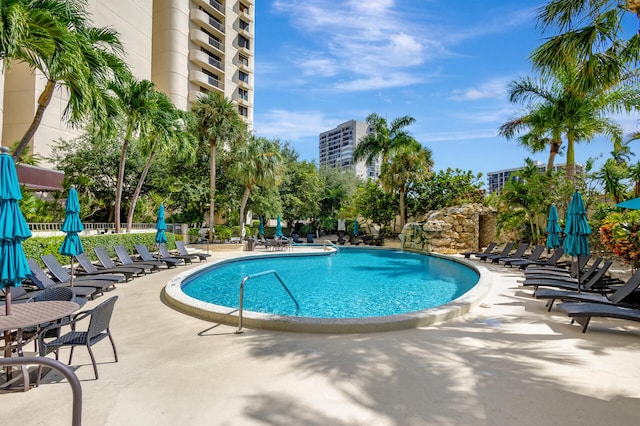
182,249,479,319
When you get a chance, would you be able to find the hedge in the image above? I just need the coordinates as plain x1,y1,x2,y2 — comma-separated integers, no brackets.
23,232,176,269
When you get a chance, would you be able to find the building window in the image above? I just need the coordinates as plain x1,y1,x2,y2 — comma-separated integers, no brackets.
238,35,250,50
240,3,249,14
239,71,249,83
239,54,249,66
239,19,250,31
238,105,248,117
238,88,248,101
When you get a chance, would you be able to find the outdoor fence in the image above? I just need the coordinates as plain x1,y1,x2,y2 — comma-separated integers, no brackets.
28,222,183,234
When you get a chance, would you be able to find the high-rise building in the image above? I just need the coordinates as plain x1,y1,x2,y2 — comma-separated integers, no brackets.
319,120,380,179
0,0,254,173
487,161,585,194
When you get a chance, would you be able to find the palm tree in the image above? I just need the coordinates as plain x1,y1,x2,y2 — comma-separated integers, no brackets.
108,74,158,233
595,158,628,203
531,0,640,93
352,113,418,166
379,141,433,230
8,2,126,160
228,136,281,237
125,94,197,231
499,69,635,180
191,92,246,242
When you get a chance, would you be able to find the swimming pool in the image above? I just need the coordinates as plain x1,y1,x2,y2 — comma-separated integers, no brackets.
165,247,492,333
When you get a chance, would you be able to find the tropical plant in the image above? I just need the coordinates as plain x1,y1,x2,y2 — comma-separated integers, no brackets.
9,1,126,160
595,158,628,203
107,74,159,232
379,142,433,230
531,0,640,93
500,67,637,180
125,94,197,231
600,210,640,270
410,168,484,214
227,136,281,237
352,112,419,165
191,92,246,242
277,146,321,228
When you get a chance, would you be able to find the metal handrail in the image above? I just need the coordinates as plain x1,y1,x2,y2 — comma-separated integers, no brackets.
0,357,82,425
323,239,338,251
236,270,299,334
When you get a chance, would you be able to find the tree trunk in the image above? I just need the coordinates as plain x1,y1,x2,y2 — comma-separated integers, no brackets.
399,188,406,230
13,79,56,160
546,139,562,172
239,184,251,239
126,151,155,232
115,126,133,233
566,132,576,181
208,141,216,242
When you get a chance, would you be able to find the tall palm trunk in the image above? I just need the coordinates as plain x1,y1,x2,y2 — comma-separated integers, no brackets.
238,184,252,239
126,150,155,231
208,141,216,242
399,188,406,231
546,138,562,172
13,79,56,160
566,131,576,181
115,126,133,233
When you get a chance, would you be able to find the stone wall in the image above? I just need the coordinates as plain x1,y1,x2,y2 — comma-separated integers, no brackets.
400,204,496,254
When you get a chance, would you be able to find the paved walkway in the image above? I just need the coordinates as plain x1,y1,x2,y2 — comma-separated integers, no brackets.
2,248,639,425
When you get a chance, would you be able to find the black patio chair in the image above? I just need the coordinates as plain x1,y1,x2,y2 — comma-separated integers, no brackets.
94,247,152,275
38,296,119,381
75,252,137,281
135,244,183,268
175,241,210,261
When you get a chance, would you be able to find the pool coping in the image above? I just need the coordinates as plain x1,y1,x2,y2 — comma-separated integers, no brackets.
163,247,492,333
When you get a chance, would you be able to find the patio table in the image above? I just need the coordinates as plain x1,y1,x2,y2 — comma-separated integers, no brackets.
1,301,80,391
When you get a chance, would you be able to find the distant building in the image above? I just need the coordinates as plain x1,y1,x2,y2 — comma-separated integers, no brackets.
487,161,585,194
318,120,380,179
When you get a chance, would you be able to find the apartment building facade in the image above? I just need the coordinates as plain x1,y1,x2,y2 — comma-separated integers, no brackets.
0,0,254,173
319,120,380,180
487,161,585,194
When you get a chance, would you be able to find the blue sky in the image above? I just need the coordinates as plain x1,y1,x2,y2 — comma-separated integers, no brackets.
251,0,639,184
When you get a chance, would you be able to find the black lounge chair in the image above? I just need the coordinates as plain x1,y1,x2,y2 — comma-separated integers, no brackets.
135,244,183,268
558,302,640,333
535,268,640,311
75,252,138,281
158,243,195,264
478,242,514,262
525,254,589,276
27,258,99,300
41,254,124,286
95,247,152,275
524,256,600,281
291,234,303,244
1,285,43,304
306,233,314,243
114,245,165,270
516,247,565,270
522,260,613,292
175,241,210,261
38,296,119,380
493,242,529,264
462,242,497,259
504,245,545,267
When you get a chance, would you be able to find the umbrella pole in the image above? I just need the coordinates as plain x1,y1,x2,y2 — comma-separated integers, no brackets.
70,257,74,287
4,286,10,316
576,255,581,293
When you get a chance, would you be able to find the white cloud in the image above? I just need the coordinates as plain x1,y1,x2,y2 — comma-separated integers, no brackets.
333,73,423,91
450,77,511,101
253,109,335,140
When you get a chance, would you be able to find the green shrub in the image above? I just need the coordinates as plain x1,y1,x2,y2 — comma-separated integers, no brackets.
22,232,176,268
214,225,232,241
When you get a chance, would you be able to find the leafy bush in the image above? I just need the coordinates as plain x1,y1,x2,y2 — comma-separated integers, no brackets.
214,225,232,241
599,210,640,269
22,232,176,268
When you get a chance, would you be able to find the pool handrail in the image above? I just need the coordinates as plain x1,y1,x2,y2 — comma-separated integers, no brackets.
323,240,338,251
0,356,82,426
236,270,299,334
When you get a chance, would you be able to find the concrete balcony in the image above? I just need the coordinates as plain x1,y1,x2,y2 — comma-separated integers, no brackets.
189,29,225,55
189,69,224,93
190,9,224,37
189,49,224,73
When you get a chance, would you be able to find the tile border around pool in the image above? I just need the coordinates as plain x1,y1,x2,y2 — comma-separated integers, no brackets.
162,247,493,333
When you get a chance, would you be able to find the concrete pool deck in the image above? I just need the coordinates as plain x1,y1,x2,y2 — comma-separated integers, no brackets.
2,246,639,425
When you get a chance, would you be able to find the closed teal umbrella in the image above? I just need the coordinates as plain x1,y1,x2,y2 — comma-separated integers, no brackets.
353,219,359,236
259,217,264,236
59,186,84,287
546,205,562,250
0,146,32,315
155,204,167,245
563,191,591,292
275,215,283,237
